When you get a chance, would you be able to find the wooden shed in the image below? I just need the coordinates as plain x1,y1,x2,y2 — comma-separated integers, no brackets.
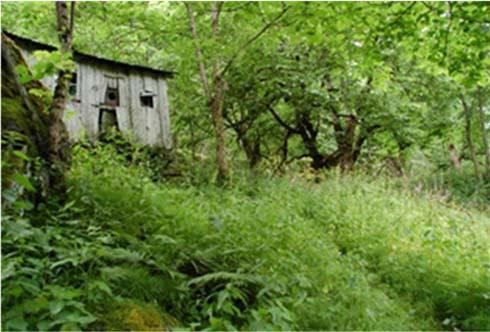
5,31,173,149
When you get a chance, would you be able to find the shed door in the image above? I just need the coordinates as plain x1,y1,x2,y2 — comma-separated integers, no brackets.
99,108,119,133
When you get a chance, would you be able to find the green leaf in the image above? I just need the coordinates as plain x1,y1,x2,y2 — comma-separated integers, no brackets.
74,315,97,325
13,200,34,211
18,278,41,295
12,150,31,161
2,189,18,203
5,316,29,331
50,258,77,269
23,296,49,313
60,322,81,331
60,200,76,212
15,64,32,84
12,173,36,192
8,285,24,298
88,280,112,295
37,320,52,331
49,286,82,300
49,301,66,315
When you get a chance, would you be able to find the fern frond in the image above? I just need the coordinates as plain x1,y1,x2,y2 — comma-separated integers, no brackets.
187,271,263,287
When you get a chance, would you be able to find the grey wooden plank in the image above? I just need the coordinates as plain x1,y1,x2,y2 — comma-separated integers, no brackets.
158,78,172,149
130,72,147,144
143,76,161,146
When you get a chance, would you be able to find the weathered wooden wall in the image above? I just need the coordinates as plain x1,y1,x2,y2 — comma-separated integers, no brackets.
19,48,172,148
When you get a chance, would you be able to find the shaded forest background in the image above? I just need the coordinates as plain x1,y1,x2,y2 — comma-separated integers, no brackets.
1,2,490,331
2,2,489,192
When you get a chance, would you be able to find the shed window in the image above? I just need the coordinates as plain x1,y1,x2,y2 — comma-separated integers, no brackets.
140,96,153,108
140,90,155,108
105,86,119,106
69,72,77,96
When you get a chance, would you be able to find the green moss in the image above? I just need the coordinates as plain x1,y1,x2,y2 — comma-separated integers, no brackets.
1,33,52,195
2,33,50,154
91,300,178,331
2,97,32,134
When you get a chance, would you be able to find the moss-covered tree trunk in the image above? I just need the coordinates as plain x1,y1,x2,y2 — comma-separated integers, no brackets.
47,1,75,191
1,33,51,204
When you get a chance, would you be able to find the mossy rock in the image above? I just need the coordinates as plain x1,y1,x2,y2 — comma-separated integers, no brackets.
91,300,178,331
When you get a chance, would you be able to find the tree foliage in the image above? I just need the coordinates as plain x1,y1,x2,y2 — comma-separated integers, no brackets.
2,2,488,177
1,2,490,330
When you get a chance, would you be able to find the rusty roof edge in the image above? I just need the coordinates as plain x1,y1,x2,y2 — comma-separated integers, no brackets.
2,30,174,78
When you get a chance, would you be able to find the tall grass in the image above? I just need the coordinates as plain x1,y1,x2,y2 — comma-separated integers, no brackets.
2,143,489,330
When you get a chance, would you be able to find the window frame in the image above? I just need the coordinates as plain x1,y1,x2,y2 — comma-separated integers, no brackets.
140,90,155,108
68,71,78,98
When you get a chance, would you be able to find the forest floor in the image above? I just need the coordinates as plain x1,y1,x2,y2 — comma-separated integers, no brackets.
2,144,490,331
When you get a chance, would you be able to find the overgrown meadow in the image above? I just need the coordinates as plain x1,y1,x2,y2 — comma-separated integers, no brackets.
2,143,489,331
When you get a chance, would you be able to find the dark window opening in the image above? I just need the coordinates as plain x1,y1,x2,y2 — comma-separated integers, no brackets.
98,109,119,134
140,95,154,108
105,86,119,106
69,72,77,96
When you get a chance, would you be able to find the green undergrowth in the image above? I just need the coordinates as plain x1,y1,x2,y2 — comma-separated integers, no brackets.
407,160,490,210
2,144,489,331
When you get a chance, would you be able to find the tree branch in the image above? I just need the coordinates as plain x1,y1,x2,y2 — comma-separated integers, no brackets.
460,94,483,180
211,1,224,85
387,2,417,29
443,2,453,60
220,6,289,77
70,2,76,35
185,3,212,101
267,105,300,134
211,1,223,38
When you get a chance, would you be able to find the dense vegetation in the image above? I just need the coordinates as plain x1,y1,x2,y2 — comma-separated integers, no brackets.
3,142,489,331
1,2,489,331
